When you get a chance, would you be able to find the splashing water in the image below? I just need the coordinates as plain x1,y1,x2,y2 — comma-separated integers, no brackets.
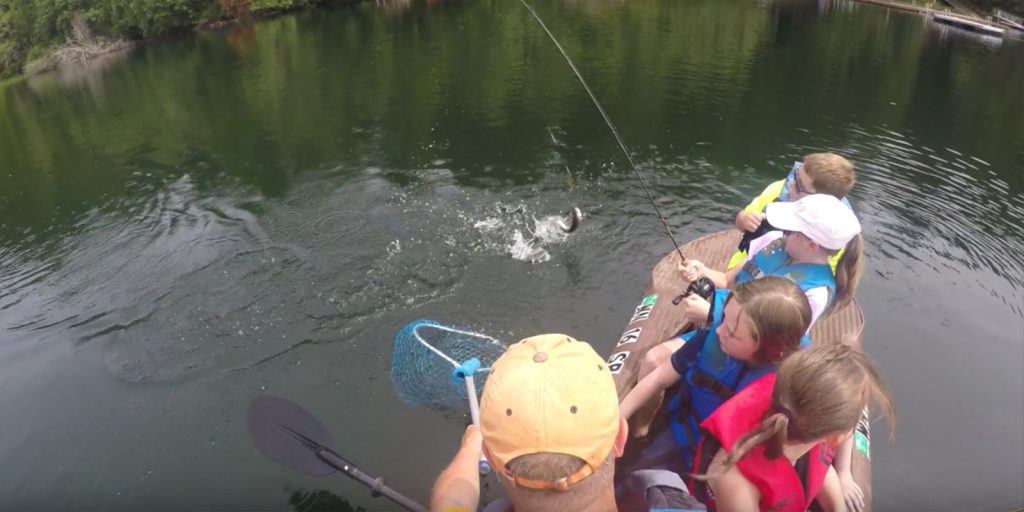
473,205,577,263
509,230,551,263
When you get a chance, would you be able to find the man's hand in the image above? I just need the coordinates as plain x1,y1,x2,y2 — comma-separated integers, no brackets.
735,210,764,233
459,424,483,453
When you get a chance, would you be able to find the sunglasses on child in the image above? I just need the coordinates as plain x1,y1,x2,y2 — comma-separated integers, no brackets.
793,166,812,195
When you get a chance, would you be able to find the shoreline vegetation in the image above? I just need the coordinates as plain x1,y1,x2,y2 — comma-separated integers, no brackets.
0,0,1020,83
0,0,376,81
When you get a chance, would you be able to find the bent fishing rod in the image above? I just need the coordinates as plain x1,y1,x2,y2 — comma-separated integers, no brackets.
519,0,713,303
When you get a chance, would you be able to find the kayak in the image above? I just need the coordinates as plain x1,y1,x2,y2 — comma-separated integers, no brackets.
608,229,873,510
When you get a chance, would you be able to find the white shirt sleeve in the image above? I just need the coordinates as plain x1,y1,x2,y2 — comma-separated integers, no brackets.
805,286,831,327
742,231,785,266
745,230,830,327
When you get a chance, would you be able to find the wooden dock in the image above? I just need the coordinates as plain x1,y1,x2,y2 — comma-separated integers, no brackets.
853,0,1011,37
933,12,1006,35
854,0,930,14
994,9,1024,31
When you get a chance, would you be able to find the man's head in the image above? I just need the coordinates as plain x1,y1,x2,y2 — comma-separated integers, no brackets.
790,153,855,201
480,334,627,509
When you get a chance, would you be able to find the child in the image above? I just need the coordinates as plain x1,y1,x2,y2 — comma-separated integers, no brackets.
689,344,895,512
730,153,856,272
619,277,812,473
681,193,863,328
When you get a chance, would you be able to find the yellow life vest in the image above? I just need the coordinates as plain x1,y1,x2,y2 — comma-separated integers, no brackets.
727,179,843,273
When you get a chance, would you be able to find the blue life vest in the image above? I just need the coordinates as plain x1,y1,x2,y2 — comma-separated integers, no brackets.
735,238,836,308
664,290,809,465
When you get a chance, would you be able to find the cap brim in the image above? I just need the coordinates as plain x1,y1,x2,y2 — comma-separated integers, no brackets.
764,202,807,232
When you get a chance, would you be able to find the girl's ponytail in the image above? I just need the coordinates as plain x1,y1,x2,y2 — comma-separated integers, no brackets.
691,411,791,480
732,410,791,463
832,234,864,310
692,345,895,482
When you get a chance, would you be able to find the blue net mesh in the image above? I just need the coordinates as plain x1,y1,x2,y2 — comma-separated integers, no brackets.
391,319,507,413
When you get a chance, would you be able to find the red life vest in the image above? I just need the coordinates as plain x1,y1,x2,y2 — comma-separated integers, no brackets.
689,374,835,512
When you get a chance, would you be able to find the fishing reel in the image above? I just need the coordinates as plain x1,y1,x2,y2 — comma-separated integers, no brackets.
671,276,716,305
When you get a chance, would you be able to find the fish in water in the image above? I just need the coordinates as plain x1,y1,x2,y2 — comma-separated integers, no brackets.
557,207,583,233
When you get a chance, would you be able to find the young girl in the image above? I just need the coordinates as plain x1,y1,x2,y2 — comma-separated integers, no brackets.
619,277,812,472
689,344,895,512
683,194,862,329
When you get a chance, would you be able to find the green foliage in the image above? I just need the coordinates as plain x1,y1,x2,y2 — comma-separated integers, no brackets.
251,0,318,10
0,0,330,79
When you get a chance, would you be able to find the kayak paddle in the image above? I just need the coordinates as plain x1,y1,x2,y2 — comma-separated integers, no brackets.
247,395,428,512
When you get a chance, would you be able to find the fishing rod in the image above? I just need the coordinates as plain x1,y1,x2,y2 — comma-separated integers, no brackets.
247,396,428,512
519,0,714,303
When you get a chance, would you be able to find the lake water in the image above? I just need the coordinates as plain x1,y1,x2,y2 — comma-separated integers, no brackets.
1,0,1022,510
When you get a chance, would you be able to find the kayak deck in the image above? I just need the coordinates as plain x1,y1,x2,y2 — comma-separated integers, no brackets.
651,230,865,348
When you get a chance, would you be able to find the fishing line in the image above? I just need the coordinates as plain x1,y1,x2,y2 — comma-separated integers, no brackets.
519,0,687,263
548,127,575,192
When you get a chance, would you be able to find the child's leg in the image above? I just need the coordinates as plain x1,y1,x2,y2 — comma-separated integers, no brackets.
630,339,685,438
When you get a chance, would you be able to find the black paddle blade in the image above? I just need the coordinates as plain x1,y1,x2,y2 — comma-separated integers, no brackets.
247,395,338,476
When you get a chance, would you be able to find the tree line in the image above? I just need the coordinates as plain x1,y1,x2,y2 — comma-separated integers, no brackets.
0,0,333,79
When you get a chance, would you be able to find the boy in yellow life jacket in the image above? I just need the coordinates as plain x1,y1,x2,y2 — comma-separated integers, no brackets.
728,153,856,272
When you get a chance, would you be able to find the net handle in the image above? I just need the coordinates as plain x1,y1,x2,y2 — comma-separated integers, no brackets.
405,320,497,474
463,373,491,475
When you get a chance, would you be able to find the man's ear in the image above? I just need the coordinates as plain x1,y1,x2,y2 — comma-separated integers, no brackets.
482,443,496,468
613,416,629,457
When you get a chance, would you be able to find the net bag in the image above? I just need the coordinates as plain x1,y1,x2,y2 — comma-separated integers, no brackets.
391,319,507,413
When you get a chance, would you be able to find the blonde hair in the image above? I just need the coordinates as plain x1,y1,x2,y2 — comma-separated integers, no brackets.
803,153,855,198
728,276,812,365
702,345,895,477
831,234,864,311
502,452,615,510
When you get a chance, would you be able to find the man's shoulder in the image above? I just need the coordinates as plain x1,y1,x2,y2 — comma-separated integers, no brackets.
620,469,707,511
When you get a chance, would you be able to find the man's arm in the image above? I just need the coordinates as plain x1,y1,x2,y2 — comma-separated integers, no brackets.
430,425,483,512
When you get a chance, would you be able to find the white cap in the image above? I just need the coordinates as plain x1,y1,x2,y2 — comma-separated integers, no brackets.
765,194,861,250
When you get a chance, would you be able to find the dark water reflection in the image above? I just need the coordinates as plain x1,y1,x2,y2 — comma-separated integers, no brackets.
0,0,1021,510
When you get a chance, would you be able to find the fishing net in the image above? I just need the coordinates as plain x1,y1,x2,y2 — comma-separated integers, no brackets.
391,319,508,413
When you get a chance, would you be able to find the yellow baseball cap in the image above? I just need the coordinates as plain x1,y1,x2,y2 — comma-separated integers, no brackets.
480,334,620,491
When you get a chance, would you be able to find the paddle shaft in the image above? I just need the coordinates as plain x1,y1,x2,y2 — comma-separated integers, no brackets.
316,447,428,512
